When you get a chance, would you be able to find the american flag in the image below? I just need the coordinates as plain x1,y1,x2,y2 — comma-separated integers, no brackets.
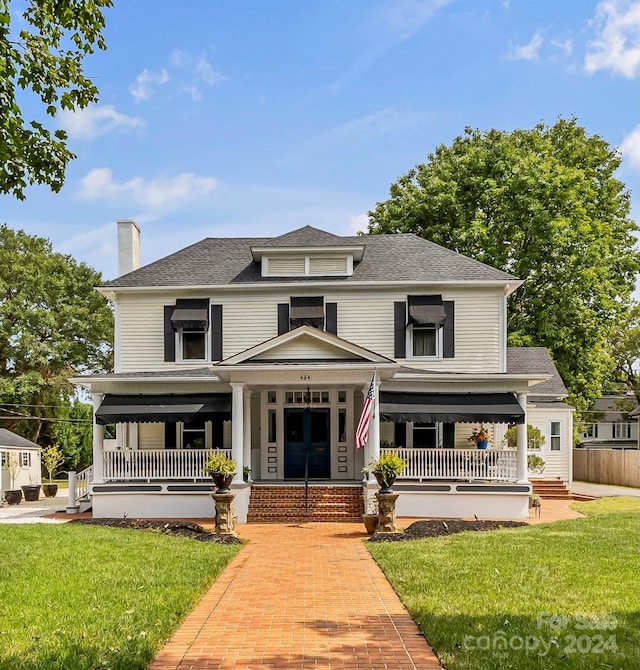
355,373,375,449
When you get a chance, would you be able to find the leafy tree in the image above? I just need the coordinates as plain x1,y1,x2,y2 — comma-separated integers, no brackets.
609,301,640,403
49,400,93,470
0,225,113,443
0,0,112,199
368,118,640,409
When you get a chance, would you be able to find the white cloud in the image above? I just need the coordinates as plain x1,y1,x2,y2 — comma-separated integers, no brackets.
57,222,115,259
183,86,203,102
509,31,544,61
551,38,574,56
196,57,226,86
375,0,452,41
59,105,143,140
585,0,640,77
129,68,170,103
77,168,218,210
621,124,640,169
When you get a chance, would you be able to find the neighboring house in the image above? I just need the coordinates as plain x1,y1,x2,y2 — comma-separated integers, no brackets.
580,395,639,449
0,428,42,497
73,220,573,521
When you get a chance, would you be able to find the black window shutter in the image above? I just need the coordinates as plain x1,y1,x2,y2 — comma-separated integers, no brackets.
443,301,455,358
278,303,290,335
211,304,223,361
394,422,407,447
442,423,455,448
163,306,176,362
164,423,177,450
394,301,406,358
326,302,337,335
212,417,224,449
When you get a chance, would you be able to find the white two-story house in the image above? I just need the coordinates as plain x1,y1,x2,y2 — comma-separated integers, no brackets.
73,220,573,521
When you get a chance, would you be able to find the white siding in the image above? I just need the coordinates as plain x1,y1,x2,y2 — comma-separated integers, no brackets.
222,299,280,358
253,334,353,360
115,286,503,373
528,406,572,483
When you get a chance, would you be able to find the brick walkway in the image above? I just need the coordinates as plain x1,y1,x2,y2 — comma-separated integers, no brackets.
149,522,442,669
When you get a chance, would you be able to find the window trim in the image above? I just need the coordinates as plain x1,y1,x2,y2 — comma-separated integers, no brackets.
176,327,210,363
406,323,443,360
178,420,211,449
613,422,631,440
20,451,32,468
550,421,562,451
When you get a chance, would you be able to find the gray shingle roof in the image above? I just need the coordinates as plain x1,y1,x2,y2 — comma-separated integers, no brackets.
590,395,638,421
0,428,41,449
260,226,349,247
507,347,568,397
102,227,518,288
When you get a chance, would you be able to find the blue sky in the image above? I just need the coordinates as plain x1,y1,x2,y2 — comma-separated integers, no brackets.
3,0,639,290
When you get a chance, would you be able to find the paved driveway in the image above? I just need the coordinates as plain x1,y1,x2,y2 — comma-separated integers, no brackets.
572,481,640,498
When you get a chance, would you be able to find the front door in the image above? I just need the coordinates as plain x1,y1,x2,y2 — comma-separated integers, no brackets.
284,409,330,479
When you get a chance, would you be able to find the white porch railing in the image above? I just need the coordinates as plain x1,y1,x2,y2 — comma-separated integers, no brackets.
103,449,232,481
381,448,518,481
76,465,93,501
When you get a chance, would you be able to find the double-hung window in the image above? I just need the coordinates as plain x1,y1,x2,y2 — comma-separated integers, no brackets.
171,299,210,363
407,295,446,359
550,421,561,451
613,422,631,439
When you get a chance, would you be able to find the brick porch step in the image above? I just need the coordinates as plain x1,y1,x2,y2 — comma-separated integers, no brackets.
530,478,571,499
247,484,364,523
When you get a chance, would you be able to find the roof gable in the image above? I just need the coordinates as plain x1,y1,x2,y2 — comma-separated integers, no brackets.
507,347,567,397
0,428,41,449
218,326,395,366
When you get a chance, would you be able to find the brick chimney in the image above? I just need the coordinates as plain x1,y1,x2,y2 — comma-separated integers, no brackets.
117,219,140,276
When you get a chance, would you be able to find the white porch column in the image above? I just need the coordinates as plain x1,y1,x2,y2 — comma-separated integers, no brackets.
516,392,529,483
92,393,105,483
243,387,251,479
231,383,244,484
365,379,381,476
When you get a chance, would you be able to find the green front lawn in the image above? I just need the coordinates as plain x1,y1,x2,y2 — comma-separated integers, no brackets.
369,498,640,670
0,525,241,670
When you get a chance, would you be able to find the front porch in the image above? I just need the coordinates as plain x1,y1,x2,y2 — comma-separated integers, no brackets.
89,446,529,521
100,447,518,483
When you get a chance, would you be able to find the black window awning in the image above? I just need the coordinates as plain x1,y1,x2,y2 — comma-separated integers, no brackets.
95,394,231,425
407,295,446,326
171,307,209,331
170,298,210,331
379,392,525,424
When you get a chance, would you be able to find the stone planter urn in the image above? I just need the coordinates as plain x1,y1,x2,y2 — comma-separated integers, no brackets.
211,492,236,535
376,492,400,534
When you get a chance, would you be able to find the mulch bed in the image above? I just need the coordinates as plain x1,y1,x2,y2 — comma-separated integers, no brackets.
368,519,527,542
68,518,243,544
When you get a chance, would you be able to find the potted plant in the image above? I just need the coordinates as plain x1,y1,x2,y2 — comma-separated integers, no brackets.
243,465,251,482
369,453,407,493
469,426,491,449
527,454,546,474
362,495,378,534
5,453,23,505
42,445,64,497
202,450,237,493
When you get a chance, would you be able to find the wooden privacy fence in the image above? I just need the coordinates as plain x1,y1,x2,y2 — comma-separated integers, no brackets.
573,448,640,488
